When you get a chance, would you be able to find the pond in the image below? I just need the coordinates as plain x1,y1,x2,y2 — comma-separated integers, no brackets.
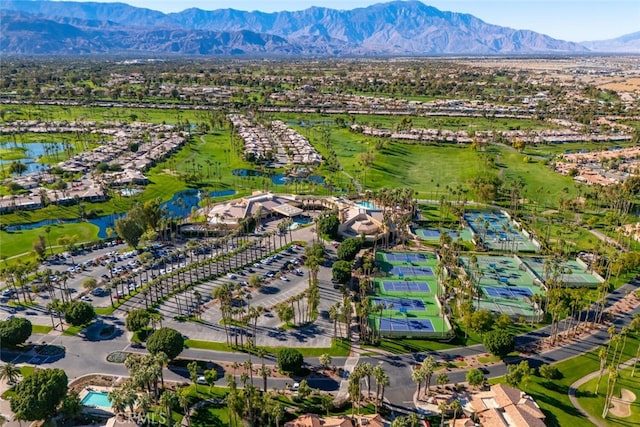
0,142,64,175
233,169,326,186
4,189,237,238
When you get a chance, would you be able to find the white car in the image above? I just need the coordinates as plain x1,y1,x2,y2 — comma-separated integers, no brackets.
291,382,300,391
227,273,237,279
281,276,289,282
196,376,207,385
80,295,92,302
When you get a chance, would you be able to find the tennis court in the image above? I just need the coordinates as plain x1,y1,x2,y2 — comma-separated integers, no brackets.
522,257,604,288
477,300,544,322
384,252,429,262
460,255,536,288
413,227,473,242
379,318,434,333
464,210,539,252
381,280,431,293
389,265,434,277
483,286,533,299
373,298,426,311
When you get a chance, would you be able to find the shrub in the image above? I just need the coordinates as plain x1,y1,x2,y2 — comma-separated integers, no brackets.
277,348,304,373
483,330,514,359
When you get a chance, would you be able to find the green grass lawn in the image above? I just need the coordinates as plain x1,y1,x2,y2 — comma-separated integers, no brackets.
576,363,640,426
0,147,28,161
490,335,640,427
0,221,99,260
61,324,85,336
31,324,53,334
274,112,555,132
182,384,234,427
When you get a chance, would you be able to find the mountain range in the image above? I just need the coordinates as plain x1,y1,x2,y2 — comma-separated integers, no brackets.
0,0,637,56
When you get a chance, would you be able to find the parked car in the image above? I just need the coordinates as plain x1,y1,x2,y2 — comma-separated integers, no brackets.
92,287,104,296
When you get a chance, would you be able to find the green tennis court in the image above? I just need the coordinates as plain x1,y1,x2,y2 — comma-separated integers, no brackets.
464,210,539,252
522,257,604,288
460,255,545,322
371,251,452,338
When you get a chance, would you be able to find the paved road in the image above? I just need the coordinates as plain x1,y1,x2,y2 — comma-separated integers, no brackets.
2,228,639,419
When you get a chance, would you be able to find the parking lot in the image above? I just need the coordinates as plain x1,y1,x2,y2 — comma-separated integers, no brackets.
1,219,342,347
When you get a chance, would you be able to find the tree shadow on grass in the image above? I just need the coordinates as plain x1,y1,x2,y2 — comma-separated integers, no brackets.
191,405,226,427
532,391,584,419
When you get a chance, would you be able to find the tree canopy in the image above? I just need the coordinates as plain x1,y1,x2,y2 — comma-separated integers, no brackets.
115,203,147,248
336,237,362,262
64,301,95,326
146,327,184,360
483,330,515,359
470,310,494,334
0,317,32,347
277,348,304,373
332,260,352,284
126,309,151,333
11,368,68,421
317,214,339,239
466,368,485,387
506,360,534,387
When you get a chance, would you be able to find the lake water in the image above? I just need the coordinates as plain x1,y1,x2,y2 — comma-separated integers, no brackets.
0,142,63,175
233,169,326,186
5,189,237,238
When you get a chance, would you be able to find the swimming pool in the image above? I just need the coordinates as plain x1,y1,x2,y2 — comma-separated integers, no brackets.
356,201,381,211
81,391,112,408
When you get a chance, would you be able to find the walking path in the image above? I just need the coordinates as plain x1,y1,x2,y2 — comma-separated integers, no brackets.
568,357,639,427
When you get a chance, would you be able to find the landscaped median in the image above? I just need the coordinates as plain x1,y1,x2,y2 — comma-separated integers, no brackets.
184,338,350,357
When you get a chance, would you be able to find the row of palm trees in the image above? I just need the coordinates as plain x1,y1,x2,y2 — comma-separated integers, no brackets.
110,227,294,318
347,361,391,416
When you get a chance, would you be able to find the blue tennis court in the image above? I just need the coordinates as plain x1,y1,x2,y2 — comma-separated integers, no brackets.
373,298,426,311
389,266,434,277
418,229,440,238
385,253,429,262
381,281,431,293
483,286,533,299
379,318,434,333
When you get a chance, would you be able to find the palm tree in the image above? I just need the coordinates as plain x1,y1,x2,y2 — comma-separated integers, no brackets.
438,400,448,427
411,368,426,399
107,389,127,416
359,362,374,399
407,412,421,427
437,372,449,390
159,390,177,425
136,392,152,416
0,362,21,385
391,416,409,427
178,389,191,427
329,302,341,339
450,399,462,425
421,356,437,397
258,365,272,392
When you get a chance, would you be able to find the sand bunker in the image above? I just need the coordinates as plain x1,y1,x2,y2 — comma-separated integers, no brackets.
609,388,636,418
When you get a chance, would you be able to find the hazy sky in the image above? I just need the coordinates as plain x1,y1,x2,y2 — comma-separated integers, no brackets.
56,0,638,42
